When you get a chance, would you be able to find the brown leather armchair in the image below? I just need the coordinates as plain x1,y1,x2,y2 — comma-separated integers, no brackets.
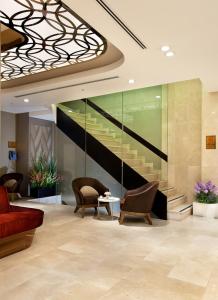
119,181,159,225
72,177,111,218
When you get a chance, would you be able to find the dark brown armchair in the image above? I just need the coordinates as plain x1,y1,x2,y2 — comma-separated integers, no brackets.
0,173,23,198
72,177,111,218
119,181,159,225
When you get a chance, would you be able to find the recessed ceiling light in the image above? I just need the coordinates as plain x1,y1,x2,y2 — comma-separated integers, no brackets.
155,95,161,99
129,79,135,84
24,98,29,103
68,110,72,113
166,51,174,57
161,45,170,52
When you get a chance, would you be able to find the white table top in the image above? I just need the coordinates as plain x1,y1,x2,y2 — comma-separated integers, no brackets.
98,196,120,203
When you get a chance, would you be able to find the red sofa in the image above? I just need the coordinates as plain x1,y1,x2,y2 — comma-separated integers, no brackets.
0,186,44,258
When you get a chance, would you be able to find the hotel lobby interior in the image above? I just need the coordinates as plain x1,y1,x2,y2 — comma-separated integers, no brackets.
1,0,218,299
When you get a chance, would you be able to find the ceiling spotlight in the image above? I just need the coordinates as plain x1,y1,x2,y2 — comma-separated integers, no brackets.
166,51,174,57
24,98,29,103
161,45,170,52
128,79,135,84
155,95,161,99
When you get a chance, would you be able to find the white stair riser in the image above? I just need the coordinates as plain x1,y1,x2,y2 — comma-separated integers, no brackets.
163,188,177,197
168,206,192,221
168,196,186,210
159,180,168,189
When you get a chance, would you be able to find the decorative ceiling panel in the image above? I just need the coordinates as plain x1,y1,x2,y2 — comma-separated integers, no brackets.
0,0,107,82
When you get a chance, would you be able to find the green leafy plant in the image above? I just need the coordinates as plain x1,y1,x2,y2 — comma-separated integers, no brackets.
29,154,61,188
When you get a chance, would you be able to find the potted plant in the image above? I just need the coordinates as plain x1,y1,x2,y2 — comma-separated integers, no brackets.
29,154,61,198
193,181,218,218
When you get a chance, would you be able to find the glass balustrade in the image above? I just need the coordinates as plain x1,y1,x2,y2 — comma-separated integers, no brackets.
58,83,168,188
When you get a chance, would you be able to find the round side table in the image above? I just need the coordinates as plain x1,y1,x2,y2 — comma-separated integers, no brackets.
97,196,120,220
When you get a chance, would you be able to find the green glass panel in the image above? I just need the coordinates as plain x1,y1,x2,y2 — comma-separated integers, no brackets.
90,92,123,123
123,85,163,150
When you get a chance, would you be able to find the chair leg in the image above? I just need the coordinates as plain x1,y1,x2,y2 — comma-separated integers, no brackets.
105,204,111,216
119,211,125,224
74,206,79,213
145,213,152,225
81,207,85,218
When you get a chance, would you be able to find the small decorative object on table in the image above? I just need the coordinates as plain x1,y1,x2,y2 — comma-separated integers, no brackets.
29,154,62,198
104,191,111,199
193,181,218,218
98,195,120,220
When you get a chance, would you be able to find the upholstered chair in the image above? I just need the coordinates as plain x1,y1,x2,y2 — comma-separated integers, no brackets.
119,181,159,225
72,177,111,218
0,173,23,198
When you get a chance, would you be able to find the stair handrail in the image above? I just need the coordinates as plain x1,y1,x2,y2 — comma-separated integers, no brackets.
81,98,168,162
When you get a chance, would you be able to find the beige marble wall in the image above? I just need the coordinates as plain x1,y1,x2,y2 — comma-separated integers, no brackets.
202,92,218,184
167,79,202,202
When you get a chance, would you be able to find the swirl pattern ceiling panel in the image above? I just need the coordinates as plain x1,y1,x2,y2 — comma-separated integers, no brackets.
0,0,107,82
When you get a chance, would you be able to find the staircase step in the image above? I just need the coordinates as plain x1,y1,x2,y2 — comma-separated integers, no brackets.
135,163,154,170
124,158,145,167
91,132,115,140
168,203,193,221
106,143,130,150
85,123,103,130
162,187,177,197
70,112,96,123
142,173,160,181
88,128,110,135
113,152,138,159
168,195,186,209
159,185,174,192
167,193,185,202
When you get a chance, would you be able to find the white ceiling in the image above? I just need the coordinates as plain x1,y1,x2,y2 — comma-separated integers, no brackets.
2,0,218,113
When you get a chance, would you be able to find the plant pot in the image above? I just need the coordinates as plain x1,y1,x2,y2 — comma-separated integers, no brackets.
193,201,218,219
30,186,56,198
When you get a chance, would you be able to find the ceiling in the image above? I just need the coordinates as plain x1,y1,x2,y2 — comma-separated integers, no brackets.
1,0,107,82
2,0,218,114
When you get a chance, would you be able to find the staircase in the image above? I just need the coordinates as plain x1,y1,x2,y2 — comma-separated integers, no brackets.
58,103,192,221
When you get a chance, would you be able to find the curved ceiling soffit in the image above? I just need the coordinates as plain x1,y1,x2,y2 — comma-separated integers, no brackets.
0,0,123,88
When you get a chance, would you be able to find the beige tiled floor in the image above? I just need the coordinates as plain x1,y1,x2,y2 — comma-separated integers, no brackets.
1,201,218,299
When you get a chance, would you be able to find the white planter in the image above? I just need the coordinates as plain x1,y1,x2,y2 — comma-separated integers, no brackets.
193,201,218,219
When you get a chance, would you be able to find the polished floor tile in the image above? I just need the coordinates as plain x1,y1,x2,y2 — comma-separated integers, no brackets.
1,201,218,299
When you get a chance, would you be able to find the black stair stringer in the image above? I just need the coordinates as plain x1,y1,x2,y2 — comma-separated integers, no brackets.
57,107,167,220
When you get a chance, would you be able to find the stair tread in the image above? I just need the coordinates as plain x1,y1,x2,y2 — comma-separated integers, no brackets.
160,186,174,191
169,203,192,213
167,194,185,202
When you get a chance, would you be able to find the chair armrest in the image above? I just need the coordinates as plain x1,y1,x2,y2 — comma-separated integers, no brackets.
96,182,109,196
10,205,44,215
